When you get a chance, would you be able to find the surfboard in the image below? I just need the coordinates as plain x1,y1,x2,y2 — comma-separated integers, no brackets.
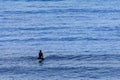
38,58,44,62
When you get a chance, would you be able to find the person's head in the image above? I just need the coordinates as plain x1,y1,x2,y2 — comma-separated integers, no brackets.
40,50,42,53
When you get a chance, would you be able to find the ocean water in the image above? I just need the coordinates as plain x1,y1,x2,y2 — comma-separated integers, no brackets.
1,0,120,80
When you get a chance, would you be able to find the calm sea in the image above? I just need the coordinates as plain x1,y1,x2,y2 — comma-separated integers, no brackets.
1,0,120,80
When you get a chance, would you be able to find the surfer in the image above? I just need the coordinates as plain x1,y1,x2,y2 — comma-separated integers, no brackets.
38,50,44,60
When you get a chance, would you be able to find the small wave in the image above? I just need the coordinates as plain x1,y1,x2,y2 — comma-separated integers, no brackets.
0,56,36,62
1,54,120,64
45,55,70,60
3,9,120,15
92,26,120,31
58,37,120,41
0,27,68,31
45,54,120,61
18,27,68,31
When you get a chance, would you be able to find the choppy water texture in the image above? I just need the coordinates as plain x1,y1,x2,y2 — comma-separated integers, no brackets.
1,0,120,80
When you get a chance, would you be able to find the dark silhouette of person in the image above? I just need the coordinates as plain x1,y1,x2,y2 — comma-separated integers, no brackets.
38,50,44,60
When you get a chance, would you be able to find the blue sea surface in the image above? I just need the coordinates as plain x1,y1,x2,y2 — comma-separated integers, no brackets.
1,0,120,80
